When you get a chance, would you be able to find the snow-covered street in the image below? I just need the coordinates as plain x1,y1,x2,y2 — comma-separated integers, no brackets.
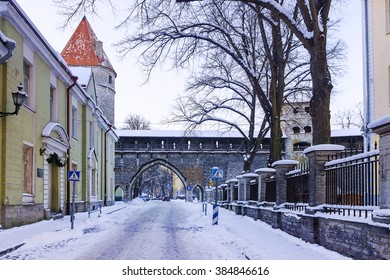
0,199,349,260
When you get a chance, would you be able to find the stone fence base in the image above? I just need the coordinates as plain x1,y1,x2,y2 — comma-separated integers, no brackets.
222,204,390,260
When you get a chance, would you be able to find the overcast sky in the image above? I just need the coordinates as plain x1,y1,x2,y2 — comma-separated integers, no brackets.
15,0,363,130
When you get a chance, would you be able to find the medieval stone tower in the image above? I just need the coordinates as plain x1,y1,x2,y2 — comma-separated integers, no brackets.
61,16,117,125
281,101,313,161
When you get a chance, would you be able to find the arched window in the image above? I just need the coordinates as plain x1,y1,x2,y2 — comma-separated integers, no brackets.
293,126,300,134
304,126,312,133
293,142,311,151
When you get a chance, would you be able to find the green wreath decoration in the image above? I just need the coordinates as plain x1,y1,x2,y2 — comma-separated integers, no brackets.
47,152,67,167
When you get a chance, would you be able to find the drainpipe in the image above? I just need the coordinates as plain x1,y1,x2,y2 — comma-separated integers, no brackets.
104,124,113,206
0,35,16,65
362,0,372,152
66,76,78,214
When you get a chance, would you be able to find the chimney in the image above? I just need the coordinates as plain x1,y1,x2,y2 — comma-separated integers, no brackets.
96,40,103,61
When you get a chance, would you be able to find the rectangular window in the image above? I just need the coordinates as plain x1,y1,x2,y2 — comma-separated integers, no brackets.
23,144,33,194
387,0,390,33
23,60,31,106
50,86,57,122
72,105,78,139
89,121,95,148
91,169,96,196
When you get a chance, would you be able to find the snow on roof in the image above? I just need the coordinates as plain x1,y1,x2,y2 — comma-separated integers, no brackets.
61,16,116,75
116,129,249,138
272,160,299,167
368,115,390,130
0,30,16,45
69,67,92,87
303,144,345,154
331,128,362,137
242,172,259,178
254,167,276,174
116,128,362,139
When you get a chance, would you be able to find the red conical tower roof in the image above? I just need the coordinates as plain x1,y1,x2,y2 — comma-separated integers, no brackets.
61,16,116,75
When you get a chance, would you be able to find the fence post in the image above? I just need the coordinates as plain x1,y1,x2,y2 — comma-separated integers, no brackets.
271,160,299,208
226,179,238,203
242,172,259,202
255,168,276,202
236,175,245,202
368,116,390,223
303,144,345,211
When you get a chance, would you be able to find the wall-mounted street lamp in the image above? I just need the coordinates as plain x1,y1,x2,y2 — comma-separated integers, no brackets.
0,84,28,117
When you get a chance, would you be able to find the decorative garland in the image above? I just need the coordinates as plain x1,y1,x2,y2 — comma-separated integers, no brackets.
47,152,67,167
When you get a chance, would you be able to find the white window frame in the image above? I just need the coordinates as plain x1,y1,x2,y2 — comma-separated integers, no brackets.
50,72,58,122
22,141,35,204
23,43,36,110
71,96,79,139
71,106,78,139
89,121,95,148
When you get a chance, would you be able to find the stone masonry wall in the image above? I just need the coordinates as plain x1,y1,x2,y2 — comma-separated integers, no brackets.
115,151,269,195
237,206,390,259
317,217,390,260
3,204,45,228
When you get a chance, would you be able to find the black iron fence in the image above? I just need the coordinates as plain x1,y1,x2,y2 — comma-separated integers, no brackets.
286,163,309,204
325,149,379,207
264,176,276,202
249,181,259,201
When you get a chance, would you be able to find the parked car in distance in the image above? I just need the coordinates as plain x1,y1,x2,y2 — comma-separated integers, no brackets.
138,195,150,202
162,196,170,201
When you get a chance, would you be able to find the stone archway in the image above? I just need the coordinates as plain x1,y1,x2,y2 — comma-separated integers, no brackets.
193,185,204,202
115,185,125,201
127,158,187,200
41,122,70,218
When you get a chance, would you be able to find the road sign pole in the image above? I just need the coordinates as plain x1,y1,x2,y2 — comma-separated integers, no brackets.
211,167,222,225
71,181,76,229
68,170,80,230
213,178,219,225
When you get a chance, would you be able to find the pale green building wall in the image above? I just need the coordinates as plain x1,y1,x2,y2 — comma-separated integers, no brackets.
1,5,118,228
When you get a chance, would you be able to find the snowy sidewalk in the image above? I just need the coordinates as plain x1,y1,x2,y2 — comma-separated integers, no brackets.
0,201,128,255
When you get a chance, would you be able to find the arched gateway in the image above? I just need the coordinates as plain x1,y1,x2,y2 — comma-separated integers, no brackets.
127,158,188,200
115,130,269,201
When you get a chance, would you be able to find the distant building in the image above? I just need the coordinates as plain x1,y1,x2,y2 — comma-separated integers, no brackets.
281,101,363,161
61,16,117,125
281,101,312,161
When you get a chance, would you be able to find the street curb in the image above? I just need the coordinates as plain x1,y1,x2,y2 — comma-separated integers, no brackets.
0,243,25,257
105,206,127,215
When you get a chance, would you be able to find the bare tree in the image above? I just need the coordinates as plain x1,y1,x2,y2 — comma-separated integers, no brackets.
122,114,151,130
53,0,344,169
237,0,338,145
333,102,364,129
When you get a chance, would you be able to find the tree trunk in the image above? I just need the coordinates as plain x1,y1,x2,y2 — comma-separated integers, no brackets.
268,9,284,165
309,39,332,145
269,115,282,164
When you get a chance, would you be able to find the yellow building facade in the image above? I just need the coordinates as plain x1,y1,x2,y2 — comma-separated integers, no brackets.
0,0,117,228
363,0,390,149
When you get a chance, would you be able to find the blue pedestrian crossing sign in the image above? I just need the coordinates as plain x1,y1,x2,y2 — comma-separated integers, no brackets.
68,170,80,182
211,167,223,180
